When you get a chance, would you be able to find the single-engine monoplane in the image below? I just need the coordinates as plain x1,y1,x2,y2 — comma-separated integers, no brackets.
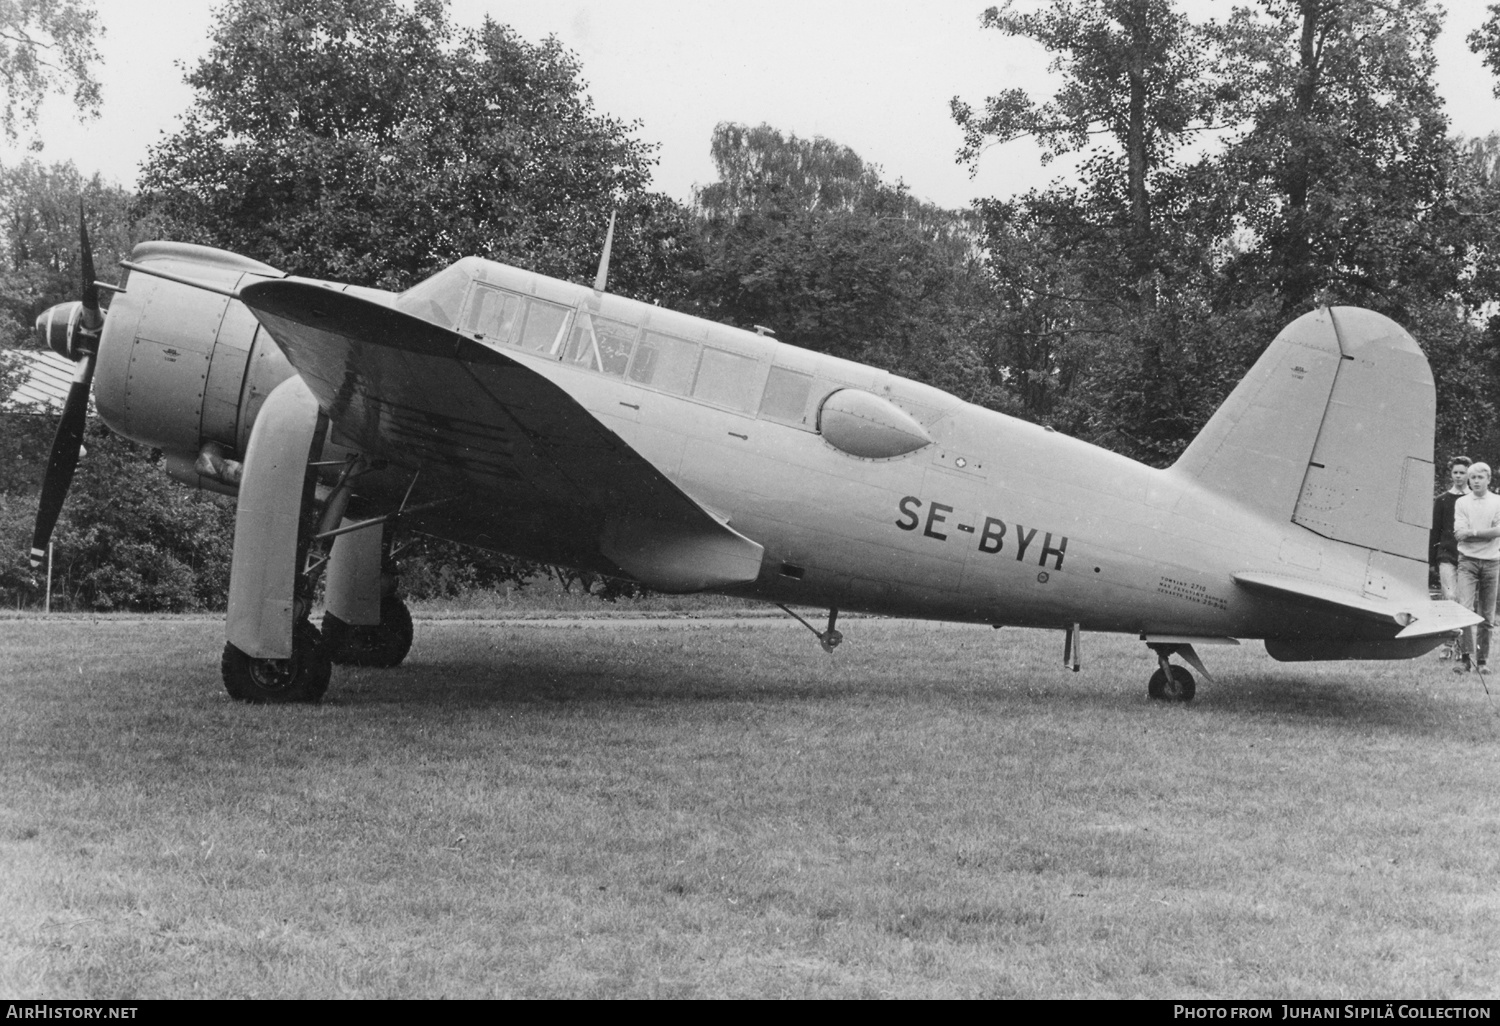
24,214,1480,702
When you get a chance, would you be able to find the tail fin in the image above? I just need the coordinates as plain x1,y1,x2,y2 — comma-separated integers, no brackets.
1171,307,1433,562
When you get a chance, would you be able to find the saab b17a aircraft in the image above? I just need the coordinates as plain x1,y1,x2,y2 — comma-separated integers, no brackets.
27,219,1480,703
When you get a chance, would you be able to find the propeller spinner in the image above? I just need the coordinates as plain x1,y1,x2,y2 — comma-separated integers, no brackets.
29,204,105,570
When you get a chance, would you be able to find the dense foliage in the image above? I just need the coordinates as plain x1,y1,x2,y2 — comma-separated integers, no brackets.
953,0,1500,465
0,0,101,143
688,123,1003,410
135,0,696,301
9,0,1500,609
0,161,216,611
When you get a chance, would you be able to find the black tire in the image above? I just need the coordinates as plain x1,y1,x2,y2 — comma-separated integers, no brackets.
322,596,414,668
1147,664,1196,702
221,620,332,704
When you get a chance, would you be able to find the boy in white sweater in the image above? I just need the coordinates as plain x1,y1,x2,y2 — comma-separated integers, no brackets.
1453,462,1500,671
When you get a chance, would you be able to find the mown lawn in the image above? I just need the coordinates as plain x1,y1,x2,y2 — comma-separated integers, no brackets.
2,615,1498,998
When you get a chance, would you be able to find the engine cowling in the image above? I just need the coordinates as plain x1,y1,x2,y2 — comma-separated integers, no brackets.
90,242,297,476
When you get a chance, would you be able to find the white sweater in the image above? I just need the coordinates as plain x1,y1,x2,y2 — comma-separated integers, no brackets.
1456,491,1500,559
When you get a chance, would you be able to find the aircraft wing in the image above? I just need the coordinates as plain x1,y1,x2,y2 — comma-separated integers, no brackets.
1232,571,1481,638
238,280,765,592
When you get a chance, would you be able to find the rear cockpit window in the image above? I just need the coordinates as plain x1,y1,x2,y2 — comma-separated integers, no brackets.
694,348,762,412
629,331,701,394
759,366,814,423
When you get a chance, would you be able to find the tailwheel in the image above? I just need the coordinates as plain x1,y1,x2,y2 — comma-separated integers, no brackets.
221,619,332,704
322,596,414,668
1147,664,1196,702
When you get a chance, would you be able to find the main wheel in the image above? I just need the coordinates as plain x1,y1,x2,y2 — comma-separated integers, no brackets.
1147,664,1196,702
221,619,332,704
322,596,414,668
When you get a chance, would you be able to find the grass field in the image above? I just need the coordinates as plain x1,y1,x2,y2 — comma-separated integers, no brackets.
3,612,1499,998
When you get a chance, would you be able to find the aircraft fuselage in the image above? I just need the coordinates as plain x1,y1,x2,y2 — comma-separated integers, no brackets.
86,245,1442,667
387,257,1420,646
31,238,1460,703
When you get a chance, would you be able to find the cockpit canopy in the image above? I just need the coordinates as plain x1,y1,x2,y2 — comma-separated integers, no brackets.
394,257,946,458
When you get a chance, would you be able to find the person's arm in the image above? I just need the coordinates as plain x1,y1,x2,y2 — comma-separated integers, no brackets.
1456,499,1474,541
1455,500,1500,541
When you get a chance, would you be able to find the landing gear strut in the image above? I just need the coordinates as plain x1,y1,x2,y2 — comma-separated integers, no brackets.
777,604,843,653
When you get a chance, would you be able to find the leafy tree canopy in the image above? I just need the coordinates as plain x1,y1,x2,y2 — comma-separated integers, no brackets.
0,423,237,611
954,0,1484,466
953,0,1230,288
0,158,133,348
953,0,1224,168
137,0,694,300
1211,0,1457,316
0,0,101,144
0,158,133,502
690,123,1001,408
698,122,903,220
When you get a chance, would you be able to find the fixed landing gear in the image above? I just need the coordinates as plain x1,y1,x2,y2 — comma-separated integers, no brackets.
1147,663,1195,702
320,514,413,668
1146,643,1199,702
323,595,414,667
777,604,843,653
222,619,332,704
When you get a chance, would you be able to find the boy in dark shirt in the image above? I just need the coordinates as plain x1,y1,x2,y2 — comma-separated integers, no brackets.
1432,456,1471,659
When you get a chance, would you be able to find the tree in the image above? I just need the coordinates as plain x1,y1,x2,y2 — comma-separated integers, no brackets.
1213,0,1459,318
0,158,238,611
1206,1,1500,472
953,2,1258,461
697,122,892,219
0,158,133,348
954,0,1489,466
953,0,1229,297
691,123,1002,409
0,0,102,144
1467,4,1500,100
137,0,695,302
42,424,235,611
0,159,134,503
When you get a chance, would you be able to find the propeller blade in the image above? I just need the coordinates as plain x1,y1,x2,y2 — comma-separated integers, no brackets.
28,204,104,569
30,353,95,568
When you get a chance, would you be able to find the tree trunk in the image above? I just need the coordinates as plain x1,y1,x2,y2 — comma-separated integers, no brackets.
1127,0,1154,310
1282,0,1323,314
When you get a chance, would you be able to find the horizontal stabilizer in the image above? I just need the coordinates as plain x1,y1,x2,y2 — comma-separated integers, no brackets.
1233,571,1480,636
1394,599,1486,639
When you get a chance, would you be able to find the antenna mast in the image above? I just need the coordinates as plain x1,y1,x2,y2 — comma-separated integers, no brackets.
593,210,617,292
